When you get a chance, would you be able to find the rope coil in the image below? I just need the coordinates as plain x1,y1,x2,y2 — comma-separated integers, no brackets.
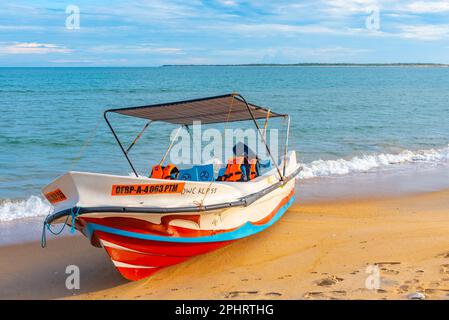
41,207,80,248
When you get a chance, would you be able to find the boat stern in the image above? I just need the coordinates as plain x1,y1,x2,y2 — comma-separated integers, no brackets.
42,171,80,223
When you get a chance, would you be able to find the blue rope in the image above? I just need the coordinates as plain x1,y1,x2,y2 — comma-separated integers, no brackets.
69,207,80,234
41,207,80,248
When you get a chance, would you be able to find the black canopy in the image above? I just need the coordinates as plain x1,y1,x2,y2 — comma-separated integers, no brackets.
105,93,286,125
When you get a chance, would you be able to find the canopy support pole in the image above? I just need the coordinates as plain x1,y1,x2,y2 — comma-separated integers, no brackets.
159,126,182,165
283,115,290,177
235,94,285,182
262,109,270,139
104,111,139,177
126,120,152,154
184,124,193,142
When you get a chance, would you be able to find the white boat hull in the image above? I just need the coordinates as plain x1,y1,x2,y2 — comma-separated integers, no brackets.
42,151,300,280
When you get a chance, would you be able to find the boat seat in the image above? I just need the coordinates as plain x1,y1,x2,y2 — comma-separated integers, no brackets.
178,167,198,181
259,159,272,173
178,164,214,182
194,164,214,182
217,167,226,180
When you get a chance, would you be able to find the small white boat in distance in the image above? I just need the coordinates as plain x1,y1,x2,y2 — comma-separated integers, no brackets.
42,93,302,281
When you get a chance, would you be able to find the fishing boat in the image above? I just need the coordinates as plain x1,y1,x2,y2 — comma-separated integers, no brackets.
42,93,302,281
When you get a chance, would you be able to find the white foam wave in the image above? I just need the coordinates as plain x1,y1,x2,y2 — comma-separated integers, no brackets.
298,144,449,179
1,146,448,222
0,195,51,222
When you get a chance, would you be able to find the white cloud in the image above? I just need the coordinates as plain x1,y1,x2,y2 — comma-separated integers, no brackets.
326,0,449,15
49,59,96,64
50,58,129,65
201,46,373,64
324,0,380,16
0,25,45,31
402,1,449,13
274,46,373,62
88,44,184,54
0,42,72,54
202,21,388,39
398,24,449,40
204,22,338,36
1,1,449,65
92,0,203,22
240,23,335,34
218,0,238,6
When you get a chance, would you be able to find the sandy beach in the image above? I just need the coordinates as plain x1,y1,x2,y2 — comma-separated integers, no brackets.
3,0,449,304
2,188,448,300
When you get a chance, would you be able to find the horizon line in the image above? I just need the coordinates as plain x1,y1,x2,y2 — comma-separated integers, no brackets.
1,63,449,68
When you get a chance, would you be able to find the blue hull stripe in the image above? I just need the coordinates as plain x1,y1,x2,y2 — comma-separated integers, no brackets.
86,196,294,243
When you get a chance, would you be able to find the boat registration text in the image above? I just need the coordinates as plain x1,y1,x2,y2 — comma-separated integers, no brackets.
111,183,185,196
44,188,68,204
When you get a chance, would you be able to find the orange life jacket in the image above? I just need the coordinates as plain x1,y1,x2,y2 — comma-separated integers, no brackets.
247,158,259,180
150,164,178,180
218,157,246,182
217,156,261,182
224,157,245,182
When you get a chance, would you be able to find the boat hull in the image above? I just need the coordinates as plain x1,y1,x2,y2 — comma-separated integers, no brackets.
43,152,300,281
74,186,295,281
98,232,232,280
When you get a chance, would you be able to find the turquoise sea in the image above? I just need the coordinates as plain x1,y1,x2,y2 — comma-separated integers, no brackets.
1,66,449,222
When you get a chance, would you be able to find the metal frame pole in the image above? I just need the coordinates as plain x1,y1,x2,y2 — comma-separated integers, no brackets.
283,115,290,177
159,126,182,165
126,120,152,154
235,94,285,182
103,111,139,177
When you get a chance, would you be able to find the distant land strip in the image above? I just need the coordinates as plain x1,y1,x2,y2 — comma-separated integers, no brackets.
162,63,449,67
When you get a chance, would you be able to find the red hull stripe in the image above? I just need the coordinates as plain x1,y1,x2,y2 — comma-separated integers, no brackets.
99,234,232,280
97,231,232,256
104,246,189,267
115,266,161,281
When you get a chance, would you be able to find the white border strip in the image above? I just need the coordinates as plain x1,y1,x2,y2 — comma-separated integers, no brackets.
111,260,157,269
100,239,144,253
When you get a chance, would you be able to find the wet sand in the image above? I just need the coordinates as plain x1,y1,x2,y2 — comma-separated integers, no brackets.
0,236,126,299
1,188,448,300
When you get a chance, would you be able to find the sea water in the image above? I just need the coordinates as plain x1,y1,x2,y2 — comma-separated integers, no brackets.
1,66,449,223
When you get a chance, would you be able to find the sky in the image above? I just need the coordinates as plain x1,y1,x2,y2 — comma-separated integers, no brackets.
1,0,449,66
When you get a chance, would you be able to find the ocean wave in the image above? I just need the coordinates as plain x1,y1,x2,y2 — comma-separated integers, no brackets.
298,144,449,179
1,145,448,222
0,195,51,222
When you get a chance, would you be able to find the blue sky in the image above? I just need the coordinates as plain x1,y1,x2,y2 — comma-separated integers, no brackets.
1,0,449,66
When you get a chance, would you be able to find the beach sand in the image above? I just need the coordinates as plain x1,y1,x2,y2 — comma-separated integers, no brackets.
1,189,449,300
0,236,127,299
